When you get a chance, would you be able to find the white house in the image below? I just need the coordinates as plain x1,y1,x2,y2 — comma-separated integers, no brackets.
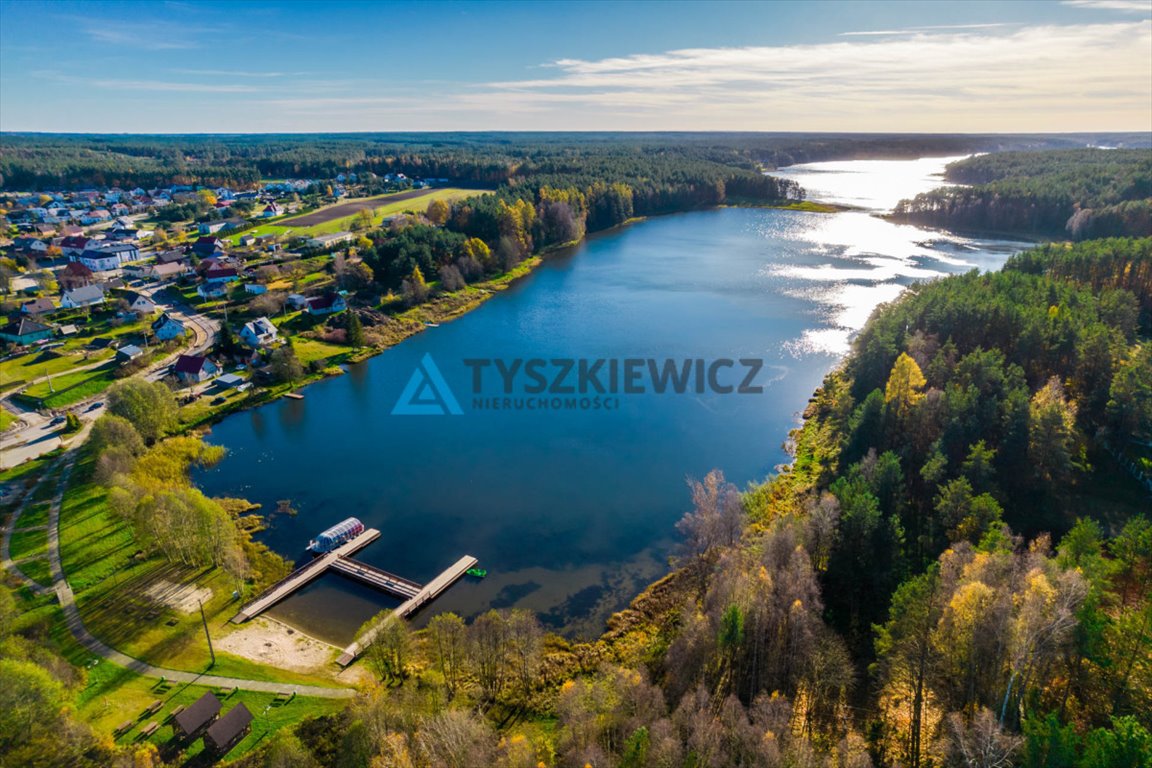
240,317,279,348
198,220,230,235
76,249,121,272
197,282,229,299
61,285,105,309
77,242,139,272
304,293,347,316
149,262,189,281
152,313,187,341
173,354,219,385
123,291,157,315
306,231,354,249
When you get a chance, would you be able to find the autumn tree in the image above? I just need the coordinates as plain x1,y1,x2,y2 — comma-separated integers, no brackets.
426,198,450,226
269,343,304,383
106,378,178,442
885,352,927,421
1028,377,1082,489
427,613,468,700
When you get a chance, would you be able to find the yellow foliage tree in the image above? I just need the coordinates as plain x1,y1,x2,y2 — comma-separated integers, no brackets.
884,352,927,419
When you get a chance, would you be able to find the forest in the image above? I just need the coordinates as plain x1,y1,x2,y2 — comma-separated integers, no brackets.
891,150,1152,239
213,238,1151,766
2,132,1145,191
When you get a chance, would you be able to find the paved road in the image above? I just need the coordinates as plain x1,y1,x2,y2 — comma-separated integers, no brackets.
32,453,356,699
0,282,218,469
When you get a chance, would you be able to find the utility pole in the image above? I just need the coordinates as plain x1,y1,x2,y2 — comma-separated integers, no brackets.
199,599,215,668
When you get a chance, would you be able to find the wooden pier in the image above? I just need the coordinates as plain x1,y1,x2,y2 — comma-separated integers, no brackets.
329,558,421,600
231,530,476,664
230,530,381,622
337,554,478,666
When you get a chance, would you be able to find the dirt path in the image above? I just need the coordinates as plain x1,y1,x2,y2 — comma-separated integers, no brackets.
0,459,58,596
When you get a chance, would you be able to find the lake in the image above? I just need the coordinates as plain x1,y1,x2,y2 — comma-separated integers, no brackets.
196,157,1027,644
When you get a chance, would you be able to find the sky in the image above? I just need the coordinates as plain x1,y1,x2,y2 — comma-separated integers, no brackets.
1,0,1150,134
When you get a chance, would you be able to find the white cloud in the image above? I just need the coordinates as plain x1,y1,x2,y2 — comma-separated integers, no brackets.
841,23,1010,36
170,69,300,78
469,21,1152,131
1062,0,1152,11
92,79,261,93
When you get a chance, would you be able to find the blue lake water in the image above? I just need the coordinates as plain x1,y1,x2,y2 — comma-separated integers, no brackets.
195,158,1028,644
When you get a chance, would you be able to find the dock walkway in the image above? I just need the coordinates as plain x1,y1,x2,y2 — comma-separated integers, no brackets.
337,554,477,666
231,529,380,623
329,558,421,600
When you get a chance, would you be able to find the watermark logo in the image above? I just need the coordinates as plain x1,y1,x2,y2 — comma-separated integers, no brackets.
391,353,463,416
394,356,773,415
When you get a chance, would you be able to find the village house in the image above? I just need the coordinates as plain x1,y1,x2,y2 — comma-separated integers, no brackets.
61,284,106,309
148,261,189,281
260,202,283,218
197,282,229,299
191,236,226,259
80,209,111,225
204,267,240,284
306,231,354,249
122,291,157,315
305,293,348,316
155,249,189,265
13,236,49,255
58,262,95,290
115,344,144,364
76,242,139,272
173,354,219,385
20,297,57,317
151,313,187,341
59,235,90,258
239,316,279,348
0,317,54,345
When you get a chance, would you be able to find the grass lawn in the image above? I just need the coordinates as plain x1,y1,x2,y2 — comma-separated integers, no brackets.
19,363,120,409
292,338,349,365
0,452,58,487
58,455,352,689
177,388,253,427
17,499,51,528
0,408,15,431
1,348,113,389
72,663,345,763
9,525,49,560
18,556,52,585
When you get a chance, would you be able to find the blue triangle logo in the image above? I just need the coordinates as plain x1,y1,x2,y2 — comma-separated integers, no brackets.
391,354,463,415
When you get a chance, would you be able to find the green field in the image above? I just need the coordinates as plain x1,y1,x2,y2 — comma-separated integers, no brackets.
19,362,119,408
9,525,49,561
226,187,480,242
0,408,15,431
291,338,349,365
58,456,351,689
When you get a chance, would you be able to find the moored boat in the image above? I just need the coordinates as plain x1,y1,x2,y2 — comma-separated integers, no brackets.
307,517,365,553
